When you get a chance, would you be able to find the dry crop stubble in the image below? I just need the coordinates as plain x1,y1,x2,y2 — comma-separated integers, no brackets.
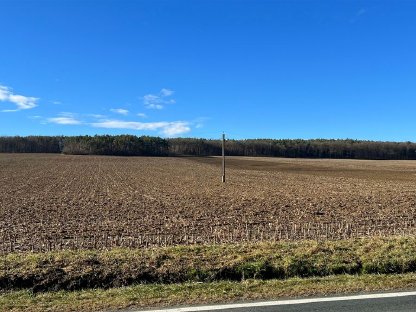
1,154,416,253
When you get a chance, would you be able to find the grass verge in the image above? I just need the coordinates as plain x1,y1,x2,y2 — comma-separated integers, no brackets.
1,273,416,312
2,236,416,292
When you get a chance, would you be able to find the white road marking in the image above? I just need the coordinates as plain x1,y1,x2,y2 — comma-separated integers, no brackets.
137,291,416,312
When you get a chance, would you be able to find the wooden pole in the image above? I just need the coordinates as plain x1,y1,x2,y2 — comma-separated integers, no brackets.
222,132,225,183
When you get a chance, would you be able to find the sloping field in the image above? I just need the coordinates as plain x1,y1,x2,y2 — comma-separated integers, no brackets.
1,154,416,253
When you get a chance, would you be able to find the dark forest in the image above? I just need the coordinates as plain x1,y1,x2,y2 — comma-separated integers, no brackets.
1,135,416,160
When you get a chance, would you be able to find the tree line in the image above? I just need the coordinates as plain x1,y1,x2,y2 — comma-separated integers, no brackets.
1,135,416,160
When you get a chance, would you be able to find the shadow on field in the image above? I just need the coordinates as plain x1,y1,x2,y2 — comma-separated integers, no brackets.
185,156,416,182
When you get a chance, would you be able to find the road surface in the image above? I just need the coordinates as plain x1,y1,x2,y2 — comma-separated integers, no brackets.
136,291,416,312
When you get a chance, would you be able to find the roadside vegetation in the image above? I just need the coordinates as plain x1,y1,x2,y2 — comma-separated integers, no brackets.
2,237,416,293
2,273,416,312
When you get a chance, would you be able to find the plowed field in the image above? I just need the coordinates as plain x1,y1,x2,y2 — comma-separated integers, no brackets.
1,154,416,253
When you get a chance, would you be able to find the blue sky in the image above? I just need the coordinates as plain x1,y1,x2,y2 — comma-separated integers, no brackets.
1,0,416,140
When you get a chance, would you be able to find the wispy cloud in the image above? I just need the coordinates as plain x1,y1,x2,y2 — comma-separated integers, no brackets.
350,8,367,23
0,84,38,112
143,88,176,109
110,108,129,115
87,114,107,119
48,117,81,125
356,8,366,16
143,94,163,109
35,87,193,136
47,113,82,125
160,88,174,97
193,117,209,129
91,119,190,136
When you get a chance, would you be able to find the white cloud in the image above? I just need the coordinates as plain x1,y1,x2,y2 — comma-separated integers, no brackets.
143,88,176,109
110,108,129,115
160,88,174,97
161,122,191,136
48,117,81,125
91,119,190,136
47,112,82,125
137,113,147,118
88,114,107,119
51,100,62,105
0,84,38,112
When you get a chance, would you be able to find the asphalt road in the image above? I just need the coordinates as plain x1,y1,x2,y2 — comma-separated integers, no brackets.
137,291,416,312
217,295,416,312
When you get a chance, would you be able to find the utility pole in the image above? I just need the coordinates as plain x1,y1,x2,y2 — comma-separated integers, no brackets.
222,132,225,183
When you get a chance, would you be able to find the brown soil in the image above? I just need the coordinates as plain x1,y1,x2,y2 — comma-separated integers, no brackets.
1,154,416,253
